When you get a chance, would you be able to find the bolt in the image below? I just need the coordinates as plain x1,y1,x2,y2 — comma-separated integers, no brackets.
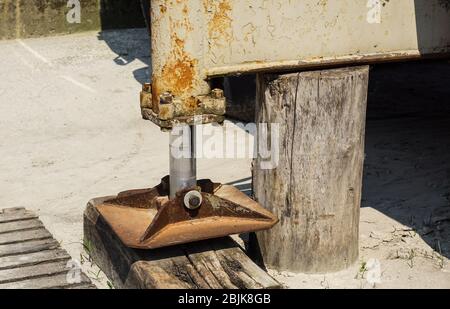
211,88,224,99
189,196,201,208
142,83,152,92
183,190,202,210
160,92,173,104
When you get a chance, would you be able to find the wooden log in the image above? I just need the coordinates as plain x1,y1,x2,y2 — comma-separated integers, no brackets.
84,198,281,289
252,66,369,273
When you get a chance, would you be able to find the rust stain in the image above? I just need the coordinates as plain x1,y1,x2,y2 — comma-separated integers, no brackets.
152,4,198,116
153,43,198,115
205,0,233,45
160,36,197,97
183,96,200,115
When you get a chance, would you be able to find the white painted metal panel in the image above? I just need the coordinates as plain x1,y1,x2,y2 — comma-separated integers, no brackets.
148,0,450,121
202,0,450,76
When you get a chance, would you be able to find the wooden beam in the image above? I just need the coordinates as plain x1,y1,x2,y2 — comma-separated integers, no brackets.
84,198,281,289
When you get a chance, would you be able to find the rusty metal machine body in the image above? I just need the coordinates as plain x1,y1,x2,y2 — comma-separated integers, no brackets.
96,0,450,249
142,0,450,128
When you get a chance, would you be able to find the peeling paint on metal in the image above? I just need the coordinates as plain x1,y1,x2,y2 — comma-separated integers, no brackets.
205,0,233,46
148,0,450,123
151,1,204,117
160,36,197,96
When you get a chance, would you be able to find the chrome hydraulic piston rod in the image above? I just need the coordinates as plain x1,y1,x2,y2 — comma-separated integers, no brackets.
169,125,197,199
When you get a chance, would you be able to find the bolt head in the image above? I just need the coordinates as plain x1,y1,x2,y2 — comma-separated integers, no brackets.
142,83,152,92
211,88,224,99
160,92,173,104
189,196,201,208
183,191,203,210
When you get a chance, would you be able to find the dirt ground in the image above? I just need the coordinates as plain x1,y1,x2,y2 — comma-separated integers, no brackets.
0,29,449,289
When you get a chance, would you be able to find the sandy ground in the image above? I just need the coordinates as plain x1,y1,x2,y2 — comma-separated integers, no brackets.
0,29,449,289
270,116,450,289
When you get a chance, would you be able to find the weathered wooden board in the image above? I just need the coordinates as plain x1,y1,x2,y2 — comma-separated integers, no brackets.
0,228,53,245
0,208,38,223
0,249,71,271
0,273,94,289
0,208,96,289
0,260,74,284
0,238,60,258
252,66,369,273
84,198,281,289
0,219,44,234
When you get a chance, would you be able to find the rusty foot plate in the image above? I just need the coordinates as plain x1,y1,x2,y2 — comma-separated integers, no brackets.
95,177,278,249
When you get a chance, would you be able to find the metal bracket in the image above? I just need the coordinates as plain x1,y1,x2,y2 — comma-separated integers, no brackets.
95,177,278,249
140,83,226,129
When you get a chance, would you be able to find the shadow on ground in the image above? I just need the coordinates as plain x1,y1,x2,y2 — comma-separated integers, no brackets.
97,29,151,84
362,60,450,259
97,0,151,84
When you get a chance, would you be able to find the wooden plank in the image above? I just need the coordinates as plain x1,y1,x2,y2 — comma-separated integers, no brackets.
180,247,237,289
0,207,96,289
252,67,368,273
0,249,71,271
0,219,44,234
182,239,276,289
0,208,26,215
0,228,52,245
0,260,70,284
0,238,60,257
127,259,204,289
213,242,279,289
65,283,98,289
0,272,92,289
84,198,281,289
0,208,38,223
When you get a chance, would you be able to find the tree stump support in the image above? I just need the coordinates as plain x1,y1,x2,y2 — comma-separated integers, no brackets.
252,66,369,273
